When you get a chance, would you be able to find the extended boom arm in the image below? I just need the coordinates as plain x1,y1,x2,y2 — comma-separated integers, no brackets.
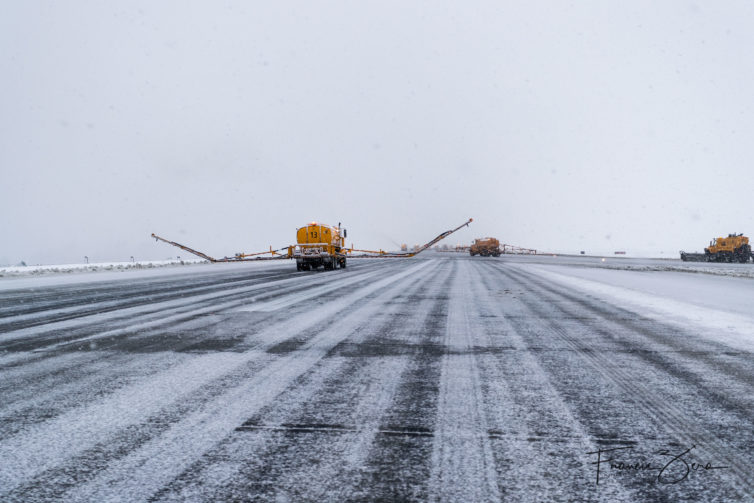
151,217,472,263
346,218,473,258
150,233,290,262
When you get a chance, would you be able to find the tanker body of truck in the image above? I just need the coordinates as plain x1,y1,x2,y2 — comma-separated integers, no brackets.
294,222,347,270
469,237,501,257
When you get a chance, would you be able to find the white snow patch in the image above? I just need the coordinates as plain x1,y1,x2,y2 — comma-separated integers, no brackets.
0,259,287,290
517,264,754,353
61,260,435,501
0,259,206,277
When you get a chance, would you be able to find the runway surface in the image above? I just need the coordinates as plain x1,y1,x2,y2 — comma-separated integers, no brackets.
1,254,752,502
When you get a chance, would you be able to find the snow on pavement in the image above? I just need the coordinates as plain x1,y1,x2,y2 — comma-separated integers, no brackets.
1,255,752,501
517,263,754,353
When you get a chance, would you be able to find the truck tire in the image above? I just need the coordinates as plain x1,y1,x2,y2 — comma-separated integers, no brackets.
736,245,751,263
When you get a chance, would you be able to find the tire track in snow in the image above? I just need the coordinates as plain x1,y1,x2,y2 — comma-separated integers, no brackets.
507,262,754,418
498,263,754,499
428,259,501,503
0,352,188,439
239,264,450,502
0,351,95,395
348,263,453,502
148,264,441,501
470,261,635,502
0,266,378,348
59,260,435,502
521,263,754,353
513,264,754,391
0,266,386,370
0,270,294,332
0,262,420,498
0,351,250,496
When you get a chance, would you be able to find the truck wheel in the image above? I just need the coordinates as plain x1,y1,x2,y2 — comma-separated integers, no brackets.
737,249,749,263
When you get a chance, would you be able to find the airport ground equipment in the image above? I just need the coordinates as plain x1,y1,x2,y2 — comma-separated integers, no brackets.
680,233,752,263
469,237,501,257
152,218,473,271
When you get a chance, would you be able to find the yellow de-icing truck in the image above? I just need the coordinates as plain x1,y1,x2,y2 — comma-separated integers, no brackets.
151,218,473,271
469,237,501,257
293,222,347,270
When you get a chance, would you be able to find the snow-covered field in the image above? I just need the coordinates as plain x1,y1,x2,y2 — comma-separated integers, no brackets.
0,254,752,501
0,259,208,278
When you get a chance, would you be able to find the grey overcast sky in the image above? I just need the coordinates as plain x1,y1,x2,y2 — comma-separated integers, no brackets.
2,1,754,265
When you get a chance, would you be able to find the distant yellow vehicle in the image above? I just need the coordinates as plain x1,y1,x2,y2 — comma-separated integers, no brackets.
293,222,346,270
680,233,752,263
469,237,500,257
152,218,473,271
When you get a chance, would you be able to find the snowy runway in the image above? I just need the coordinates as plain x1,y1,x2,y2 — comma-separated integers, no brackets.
1,255,752,501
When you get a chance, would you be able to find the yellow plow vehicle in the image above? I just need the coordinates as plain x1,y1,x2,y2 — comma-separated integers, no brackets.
680,233,753,263
152,218,473,271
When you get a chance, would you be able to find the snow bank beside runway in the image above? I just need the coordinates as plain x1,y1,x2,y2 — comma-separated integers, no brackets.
517,263,754,353
0,259,289,291
0,259,208,278
594,262,754,279
505,253,754,279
